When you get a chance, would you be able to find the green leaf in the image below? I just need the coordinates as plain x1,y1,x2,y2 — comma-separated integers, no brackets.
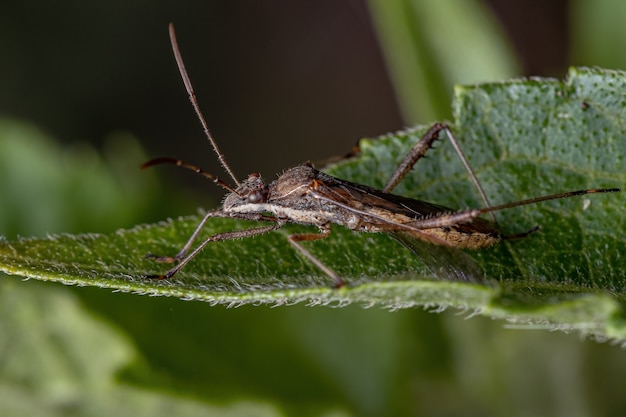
0,279,283,417
571,0,626,70
0,119,183,236
1,67,625,340
366,0,519,122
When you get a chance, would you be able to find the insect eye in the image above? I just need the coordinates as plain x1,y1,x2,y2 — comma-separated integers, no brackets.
247,190,265,203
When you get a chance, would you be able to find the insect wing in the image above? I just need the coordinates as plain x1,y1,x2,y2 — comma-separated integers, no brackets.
309,172,491,248
391,232,487,284
313,170,455,219
310,172,489,284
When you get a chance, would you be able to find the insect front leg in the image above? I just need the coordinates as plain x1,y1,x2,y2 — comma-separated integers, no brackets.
145,209,218,263
146,222,284,279
287,225,345,288
146,210,280,263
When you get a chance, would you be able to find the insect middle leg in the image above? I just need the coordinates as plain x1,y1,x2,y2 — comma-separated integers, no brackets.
287,226,344,288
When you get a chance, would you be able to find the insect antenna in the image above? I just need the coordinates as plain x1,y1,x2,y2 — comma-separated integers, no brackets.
141,157,240,195
168,23,240,186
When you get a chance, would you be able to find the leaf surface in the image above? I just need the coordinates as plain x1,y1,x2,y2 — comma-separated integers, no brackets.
1,67,624,339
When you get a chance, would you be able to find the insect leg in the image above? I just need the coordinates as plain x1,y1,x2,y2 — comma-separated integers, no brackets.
407,187,620,229
146,223,284,279
287,227,345,288
146,211,281,263
502,226,540,240
384,123,496,223
439,125,495,221
146,209,218,263
383,123,444,193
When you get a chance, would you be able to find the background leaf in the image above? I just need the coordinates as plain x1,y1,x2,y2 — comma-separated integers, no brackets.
0,279,282,417
366,0,519,122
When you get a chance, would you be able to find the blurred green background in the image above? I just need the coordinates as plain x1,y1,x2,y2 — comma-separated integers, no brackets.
1,1,626,416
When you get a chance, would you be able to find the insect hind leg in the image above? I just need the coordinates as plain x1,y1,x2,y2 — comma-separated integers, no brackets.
503,225,540,241
384,123,497,223
383,123,444,194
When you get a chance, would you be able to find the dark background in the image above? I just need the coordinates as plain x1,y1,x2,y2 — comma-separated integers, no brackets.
1,1,572,193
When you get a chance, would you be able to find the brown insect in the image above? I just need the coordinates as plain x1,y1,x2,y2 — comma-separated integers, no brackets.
142,24,620,287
